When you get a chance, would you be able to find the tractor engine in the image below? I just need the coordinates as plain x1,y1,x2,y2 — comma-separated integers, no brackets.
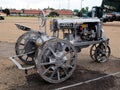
72,23,97,41
50,18,100,42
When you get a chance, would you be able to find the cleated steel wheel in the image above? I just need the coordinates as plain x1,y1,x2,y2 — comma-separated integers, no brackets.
90,43,111,63
90,44,99,62
36,39,77,83
15,31,40,65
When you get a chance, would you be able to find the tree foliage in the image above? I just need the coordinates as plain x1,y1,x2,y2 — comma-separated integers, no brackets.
73,9,79,15
101,0,120,12
2,8,10,16
73,7,89,17
80,7,89,14
48,12,59,17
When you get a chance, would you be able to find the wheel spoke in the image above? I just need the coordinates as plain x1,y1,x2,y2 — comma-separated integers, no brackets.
20,43,25,46
91,53,95,56
57,69,60,80
42,66,52,75
40,61,55,66
92,49,95,51
94,44,97,48
48,46,56,57
26,56,29,61
106,51,110,54
61,49,73,58
31,57,34,61
61,66,68,76
18,49,25,53
62,44,67,51
64,57,75,62
61,52,69,58
23,35,29,40
66,64,74,69
18,48,24,51
96,55,102,60
50,67,57,79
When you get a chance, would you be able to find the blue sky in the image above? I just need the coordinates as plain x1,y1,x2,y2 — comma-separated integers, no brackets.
0,0,103,10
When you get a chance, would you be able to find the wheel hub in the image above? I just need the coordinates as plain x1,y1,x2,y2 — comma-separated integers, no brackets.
55,59,64,67
55,52,66,67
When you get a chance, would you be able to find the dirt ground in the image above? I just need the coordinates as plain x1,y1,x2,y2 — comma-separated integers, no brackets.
0,17,120,90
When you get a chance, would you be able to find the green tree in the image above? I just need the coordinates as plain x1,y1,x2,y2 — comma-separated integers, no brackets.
74,7,89,17
80,7,89,14
73,9,79,15
49,8,55,10
61,9,66,10
3,8,10,16
21,9,25,13
48,12,59,17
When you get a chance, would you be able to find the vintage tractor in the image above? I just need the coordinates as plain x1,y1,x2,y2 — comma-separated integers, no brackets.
10,11,111,83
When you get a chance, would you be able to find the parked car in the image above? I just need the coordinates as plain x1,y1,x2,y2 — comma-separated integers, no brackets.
103,13,116,22
107,13,115,21
112,12,120,21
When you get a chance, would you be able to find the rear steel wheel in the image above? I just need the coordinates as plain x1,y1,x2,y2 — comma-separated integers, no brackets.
36,39,77,83
15,31,40,65
90,43,111,63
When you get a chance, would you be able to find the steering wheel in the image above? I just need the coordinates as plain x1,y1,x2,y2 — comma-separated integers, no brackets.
38,10,46,27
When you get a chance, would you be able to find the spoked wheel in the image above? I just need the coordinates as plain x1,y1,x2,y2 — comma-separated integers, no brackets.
15,31,40,65
90,43,111,63
36,39,77,83
90,44,99,62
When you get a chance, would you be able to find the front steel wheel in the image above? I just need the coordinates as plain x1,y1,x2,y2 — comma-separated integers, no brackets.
36,39,77,83
90,43,111,63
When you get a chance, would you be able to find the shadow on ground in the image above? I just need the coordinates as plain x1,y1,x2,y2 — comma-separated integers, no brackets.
10,66,115,90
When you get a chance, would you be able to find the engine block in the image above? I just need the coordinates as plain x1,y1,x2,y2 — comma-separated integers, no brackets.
50,18,100,30
50,18,102,42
